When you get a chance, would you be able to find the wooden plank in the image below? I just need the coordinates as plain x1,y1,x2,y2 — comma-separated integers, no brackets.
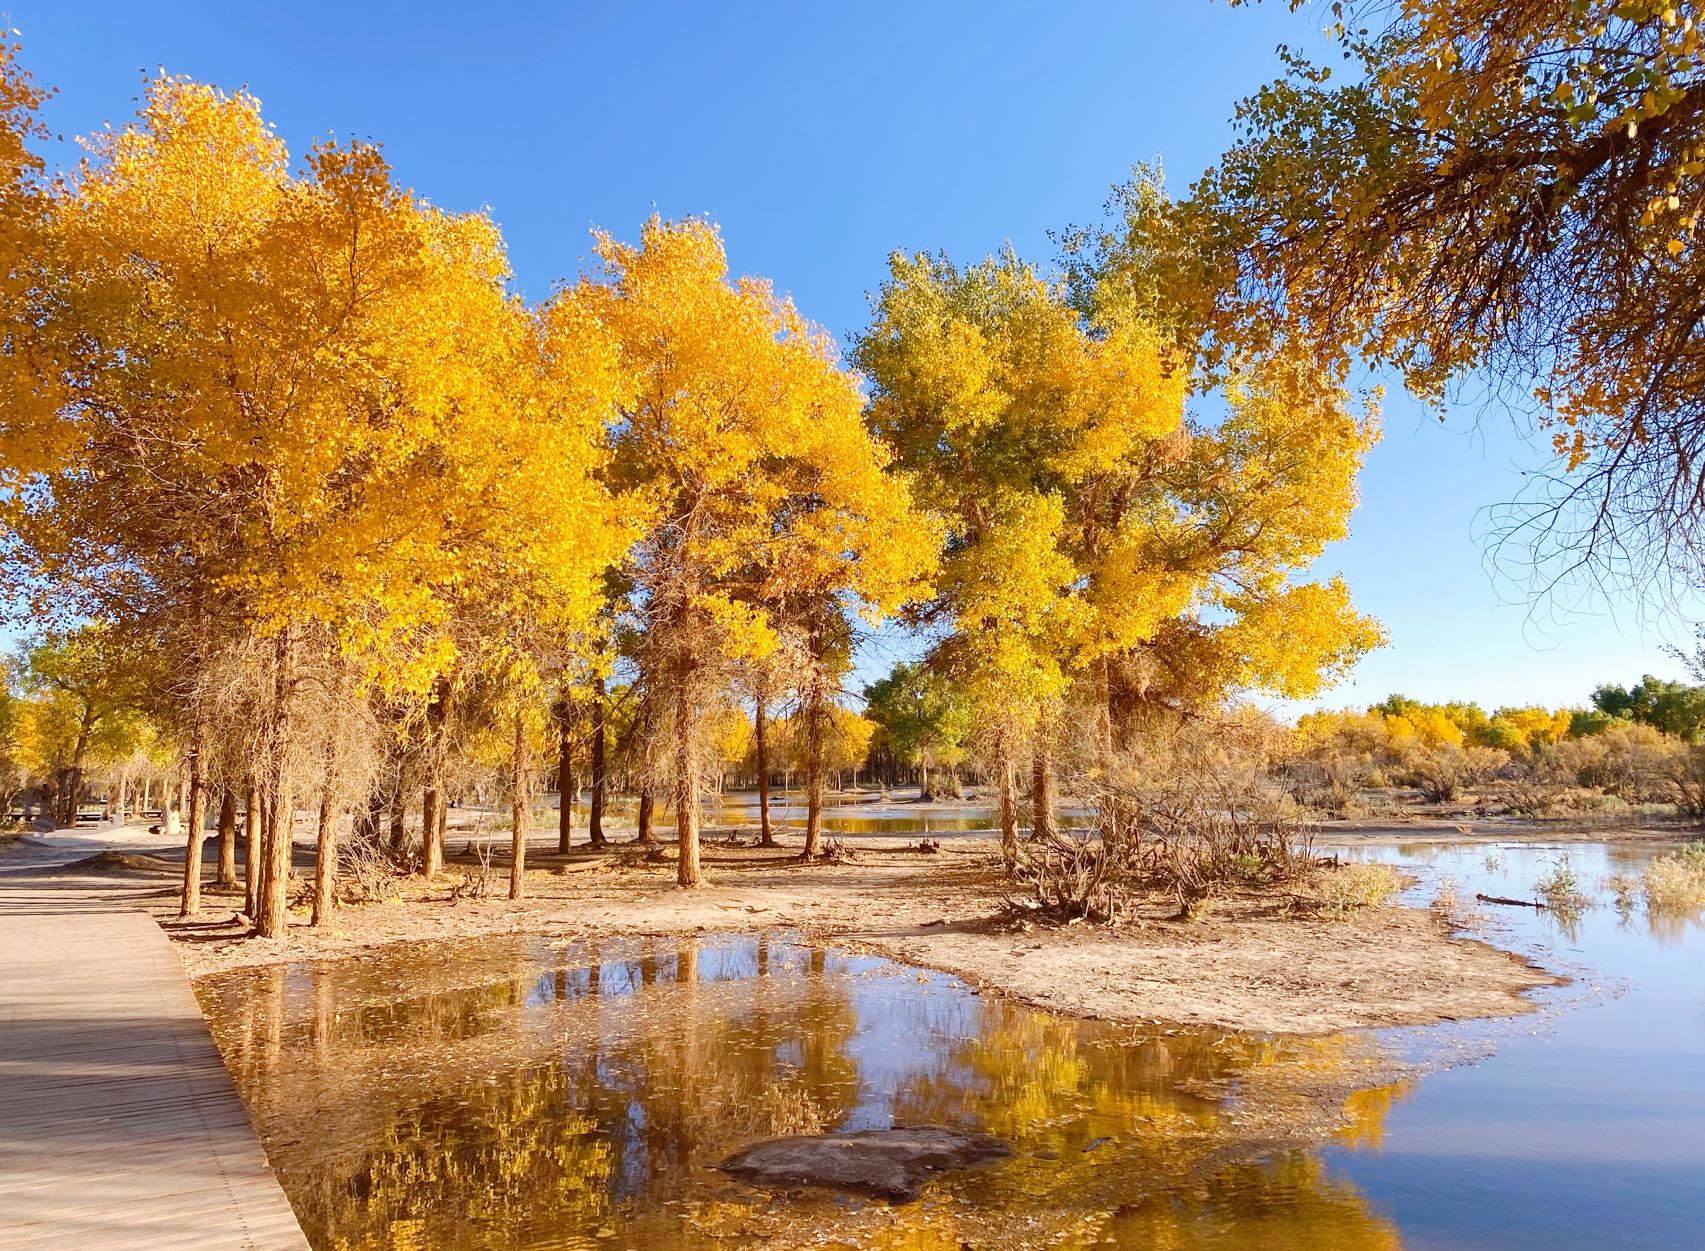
0,881,309,1250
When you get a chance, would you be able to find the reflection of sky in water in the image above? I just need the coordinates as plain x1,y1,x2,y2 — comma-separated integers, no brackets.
841,967,984,1131
1320,839,1705,1251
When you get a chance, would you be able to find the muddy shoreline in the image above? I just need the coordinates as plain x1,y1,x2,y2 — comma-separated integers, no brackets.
78,821,1582,1036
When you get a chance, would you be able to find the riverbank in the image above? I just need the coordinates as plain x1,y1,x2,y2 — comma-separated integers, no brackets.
28,822,1558,1036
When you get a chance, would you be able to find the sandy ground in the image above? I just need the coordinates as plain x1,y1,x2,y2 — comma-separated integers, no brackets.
856,899,1559,1034
0,810,1580,1037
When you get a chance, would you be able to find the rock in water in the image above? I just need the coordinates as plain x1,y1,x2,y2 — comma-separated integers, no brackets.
719,1125,1012,1201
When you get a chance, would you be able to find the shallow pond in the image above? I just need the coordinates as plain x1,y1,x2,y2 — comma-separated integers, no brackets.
197,839,1705,1249
716,797,1008,836
573,789,1094,838
1316,839,1705,1251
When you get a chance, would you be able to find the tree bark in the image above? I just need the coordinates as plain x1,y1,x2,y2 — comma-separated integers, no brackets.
216,788,238,888
244,781,260,919
556,697,572,855
1033,709,1059,843
636,788,655,844
178,710,207,918
256,632,295,939
388,781,405,851
803,684,826,859
510,708,528,900
311,784,336,927
675,664,701,886
64,717,92,827
754,681,775,848
421,784,441,873
588,676,607,848
420,675,451,878
1000,730,1019,869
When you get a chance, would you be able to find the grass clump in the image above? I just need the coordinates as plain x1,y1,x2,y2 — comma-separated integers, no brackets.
1642,841,1705,910
1310,861,1402,918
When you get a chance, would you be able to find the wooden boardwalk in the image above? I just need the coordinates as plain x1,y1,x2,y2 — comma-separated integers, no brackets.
0,875,309,1250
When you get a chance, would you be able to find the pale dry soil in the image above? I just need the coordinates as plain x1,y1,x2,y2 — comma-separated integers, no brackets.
5,817,1570,1036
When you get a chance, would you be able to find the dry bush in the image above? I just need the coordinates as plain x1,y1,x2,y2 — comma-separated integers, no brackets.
449,840,497,902
1307,861,1402,918
1552,723,1687,805
1643,841,1705,909
1281,753,1372,816
1012,707,1316,922
1404,745,1509,803
339,833,406,903
1667,747,1705,820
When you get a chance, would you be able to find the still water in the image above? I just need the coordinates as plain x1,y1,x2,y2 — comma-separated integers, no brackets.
698,791,1094,837
197,839,1705,1250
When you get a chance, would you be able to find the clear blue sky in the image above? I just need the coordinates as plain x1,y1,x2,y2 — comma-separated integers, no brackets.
12,0,1701,713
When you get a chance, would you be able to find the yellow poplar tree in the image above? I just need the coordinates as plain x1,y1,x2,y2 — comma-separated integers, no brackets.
581,217,933,885
19,75,627,933
0,39,63,500
858,249,1188,860
861,250,1382,859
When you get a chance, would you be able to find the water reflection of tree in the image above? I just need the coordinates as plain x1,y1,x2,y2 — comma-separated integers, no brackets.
201,938,1417,1250
1106,1153,1403,1250
870,1002,1412,1249
205,935,868,1249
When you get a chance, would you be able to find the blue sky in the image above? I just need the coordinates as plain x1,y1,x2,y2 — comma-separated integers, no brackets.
12,0,1701,712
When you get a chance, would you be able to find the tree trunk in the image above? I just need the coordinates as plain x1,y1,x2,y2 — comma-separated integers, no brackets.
999,731,1019,869
420,677,450,878
1092,660,1120,850
256,632,295,939
556,698,572,855
675,667,701,887
1033,711,1059,843
311,786,336,927
636,788,655,844
178,711,207,918
589,676,607,848
244,781,260,919
755,686,775,848
115,771,128,824
388,782,405,851
258,784,293,939
216,789,238,888
510,708,528,900
421,784,441,874
64,720,92,827
803,686,826,859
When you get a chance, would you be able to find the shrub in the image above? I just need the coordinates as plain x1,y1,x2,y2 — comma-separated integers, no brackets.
1309,861,1402,918
1534,854,1589,914
1642,841,1705,909
1406,745,1509,802
1013,709,1314,923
